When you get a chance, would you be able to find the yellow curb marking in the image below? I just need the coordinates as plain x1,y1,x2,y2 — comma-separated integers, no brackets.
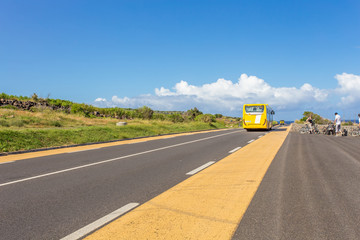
85,127,290,240
0,129,230,164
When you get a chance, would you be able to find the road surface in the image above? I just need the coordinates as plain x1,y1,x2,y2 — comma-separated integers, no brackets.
0,127,359,239
233,131,360,240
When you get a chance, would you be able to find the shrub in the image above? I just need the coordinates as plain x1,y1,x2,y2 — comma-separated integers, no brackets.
71,103,87,115
53,121,62,127
185,107,203,120
195,114,216,123
168,113,184,123
343,121,354,126
300,111,331,124
32,93,39,102
114,108,125,118
136,106,154,120
152,113,166,121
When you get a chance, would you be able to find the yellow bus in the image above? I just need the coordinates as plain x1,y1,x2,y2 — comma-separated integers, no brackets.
242,104,275,130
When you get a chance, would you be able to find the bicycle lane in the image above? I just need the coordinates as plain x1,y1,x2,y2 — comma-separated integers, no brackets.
82,127,290,240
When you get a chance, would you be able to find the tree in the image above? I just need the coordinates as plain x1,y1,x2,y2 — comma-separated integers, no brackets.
300,111,331,124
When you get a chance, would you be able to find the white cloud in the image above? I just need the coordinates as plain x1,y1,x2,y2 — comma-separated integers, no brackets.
95,98,107,102
94,73,332,115
335,73,360,104
153,74,328,110
93,73,360,118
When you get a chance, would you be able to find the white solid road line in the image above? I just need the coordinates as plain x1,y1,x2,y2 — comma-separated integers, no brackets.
60,203,139,240
186,161,216,175
0,130,242,187
247,139,255,144
229,147,242,153
0,161,14,165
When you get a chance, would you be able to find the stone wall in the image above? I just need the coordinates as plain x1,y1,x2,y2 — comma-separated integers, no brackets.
0,99,69,112
291,123,358,134
0,99,124,119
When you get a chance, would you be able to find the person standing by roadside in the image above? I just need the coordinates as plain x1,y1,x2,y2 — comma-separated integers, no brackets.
358,114,360,128
306,114,314,133
334,112,341,136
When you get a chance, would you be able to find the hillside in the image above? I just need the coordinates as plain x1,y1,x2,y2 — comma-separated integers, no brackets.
0,93,240,153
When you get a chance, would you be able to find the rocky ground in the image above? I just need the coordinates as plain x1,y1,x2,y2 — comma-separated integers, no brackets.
290,123,359,136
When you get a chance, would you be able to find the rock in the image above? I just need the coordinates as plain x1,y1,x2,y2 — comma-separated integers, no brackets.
116,122,127,126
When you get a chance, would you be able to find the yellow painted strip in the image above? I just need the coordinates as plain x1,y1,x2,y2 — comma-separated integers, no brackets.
85,127,290,240
0,129,228,164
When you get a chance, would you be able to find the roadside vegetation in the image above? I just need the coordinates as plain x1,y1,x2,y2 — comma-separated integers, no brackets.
295,111,332,124
0,93,241,153
295,111,358,126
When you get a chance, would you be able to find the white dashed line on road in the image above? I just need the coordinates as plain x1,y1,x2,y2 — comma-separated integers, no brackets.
229,147,242,153
186,161,216,175
60,203,139,240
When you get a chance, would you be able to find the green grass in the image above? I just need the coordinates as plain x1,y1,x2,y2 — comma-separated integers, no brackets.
0,108,239,153
0,121,228,153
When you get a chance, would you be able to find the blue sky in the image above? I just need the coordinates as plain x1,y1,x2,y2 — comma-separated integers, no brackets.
1,0,359,120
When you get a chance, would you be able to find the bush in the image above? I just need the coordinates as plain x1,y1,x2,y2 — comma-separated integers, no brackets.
32,93,39,102
152,113,166,121
168,113,184,123
71,103,95,117
113,108,125,118
136,106,154,120
300,111,331,124
343,121,354,126
0,93,31,101
52,121,62,127
184,107,203,120
195,114,216,123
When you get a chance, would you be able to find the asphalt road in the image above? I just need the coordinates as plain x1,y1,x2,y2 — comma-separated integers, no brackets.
2,128,359,240
0,128,264,240
233,132,360,240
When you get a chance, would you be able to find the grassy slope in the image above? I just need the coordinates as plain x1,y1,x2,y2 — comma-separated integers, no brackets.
0,109,233,153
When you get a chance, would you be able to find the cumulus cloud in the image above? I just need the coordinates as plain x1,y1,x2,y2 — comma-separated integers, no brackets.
93,73,336,116
95,98,107,102
153,74,328,111
335,73,360,105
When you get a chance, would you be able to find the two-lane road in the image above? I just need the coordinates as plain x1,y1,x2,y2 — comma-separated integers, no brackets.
0,128,264,240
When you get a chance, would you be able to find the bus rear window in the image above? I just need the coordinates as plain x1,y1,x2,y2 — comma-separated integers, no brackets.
245,105,264,113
